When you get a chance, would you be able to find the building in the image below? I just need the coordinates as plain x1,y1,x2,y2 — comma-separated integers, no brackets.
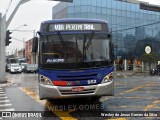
16,49,25,58
25,38,38,64
25,39,32,64
52,0,160,70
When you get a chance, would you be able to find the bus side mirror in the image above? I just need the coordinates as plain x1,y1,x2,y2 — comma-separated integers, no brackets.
111,43,115,61
37,31,41,35
108,34,111,38
32,37,38,53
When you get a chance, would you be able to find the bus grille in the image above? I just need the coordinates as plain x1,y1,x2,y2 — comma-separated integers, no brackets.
59,88,95,95
57,73,98,81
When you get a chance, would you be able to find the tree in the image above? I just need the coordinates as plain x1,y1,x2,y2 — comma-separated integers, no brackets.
142,52,158,71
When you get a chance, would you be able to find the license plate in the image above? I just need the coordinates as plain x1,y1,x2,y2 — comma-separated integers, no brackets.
72,87,84,92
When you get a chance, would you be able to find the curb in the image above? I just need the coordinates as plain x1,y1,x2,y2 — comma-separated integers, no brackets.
114,71,135,78
0,81,13,87
114,71,149,78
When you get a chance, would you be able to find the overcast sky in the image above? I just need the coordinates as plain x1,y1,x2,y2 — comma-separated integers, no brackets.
0,0,59,54
140,0,160,4
1,0,160,54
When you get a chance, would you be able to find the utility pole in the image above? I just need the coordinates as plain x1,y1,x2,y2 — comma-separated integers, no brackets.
23,38,25,58
0,0,30,83
6,0,30,28
0,14,7,83
0,0,73,83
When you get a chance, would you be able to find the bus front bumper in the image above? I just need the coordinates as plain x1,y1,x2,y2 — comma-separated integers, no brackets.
39,82,114,100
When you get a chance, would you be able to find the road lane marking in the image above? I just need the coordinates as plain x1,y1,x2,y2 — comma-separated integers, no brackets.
117,96,155,100
20,87,77,120
100,97,110,102
0,108,15,111
0,104,12,107
114,82,133,85
46,101,77,120
0,100,10,103
119,82,155,95
135,91,160,94
100,95,155,102
108,118,128,120
0,88,15,112
118,105,143,108
0,94,6,97
115,82,123,85
151,106,160,109
144,100,160,111
0,96,7,99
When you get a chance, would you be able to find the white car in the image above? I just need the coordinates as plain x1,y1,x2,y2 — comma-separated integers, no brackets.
9,64,22,73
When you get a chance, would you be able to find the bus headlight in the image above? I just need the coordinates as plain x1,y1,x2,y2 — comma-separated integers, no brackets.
40,75,53,85
101,72,113,83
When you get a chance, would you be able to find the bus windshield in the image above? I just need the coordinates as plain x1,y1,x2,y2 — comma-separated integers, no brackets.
39,34,111,69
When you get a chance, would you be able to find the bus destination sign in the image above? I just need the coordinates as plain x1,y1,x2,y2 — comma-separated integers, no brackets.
48,23,102,31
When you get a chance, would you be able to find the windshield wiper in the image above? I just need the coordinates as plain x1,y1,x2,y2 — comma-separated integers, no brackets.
82,32,95,62
83,35,87,61
85,31,94,50
57,32,68,59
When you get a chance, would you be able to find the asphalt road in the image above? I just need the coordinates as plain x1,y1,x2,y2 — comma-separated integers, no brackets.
1,72,160,120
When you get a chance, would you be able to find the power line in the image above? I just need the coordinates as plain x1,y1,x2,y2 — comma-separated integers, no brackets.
4,0,12,16
11,37,24,42
9,29,37,32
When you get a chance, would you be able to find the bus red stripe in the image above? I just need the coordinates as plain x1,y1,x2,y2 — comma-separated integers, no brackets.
52,81,68,86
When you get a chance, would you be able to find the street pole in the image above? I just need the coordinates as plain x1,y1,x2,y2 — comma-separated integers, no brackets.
0,0,73,83
0,0,30,83
6,0,30,28
23,38,25,58
0,14,7,83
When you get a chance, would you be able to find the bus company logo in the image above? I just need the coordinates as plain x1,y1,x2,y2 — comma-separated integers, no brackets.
67,81,80,86
67,81,74,86
75,81,80,85
47,59,64,63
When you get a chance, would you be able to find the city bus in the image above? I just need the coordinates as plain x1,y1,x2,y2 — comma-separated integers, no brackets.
35,19,114,100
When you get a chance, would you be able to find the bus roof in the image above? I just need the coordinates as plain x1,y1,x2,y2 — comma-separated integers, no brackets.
39,18,110,34
41,18,108,24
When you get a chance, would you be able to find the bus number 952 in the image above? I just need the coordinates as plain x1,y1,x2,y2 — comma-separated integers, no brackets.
87,80,97,84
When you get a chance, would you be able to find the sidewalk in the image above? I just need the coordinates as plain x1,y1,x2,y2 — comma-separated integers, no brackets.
0,79,12,87
114,70,149,78
0,82,9,87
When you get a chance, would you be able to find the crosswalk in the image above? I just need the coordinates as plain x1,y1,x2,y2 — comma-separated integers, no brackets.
0,87,15,111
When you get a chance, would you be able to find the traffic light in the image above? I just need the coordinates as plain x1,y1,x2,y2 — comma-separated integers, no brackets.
6,30,12,46
32,37,38,53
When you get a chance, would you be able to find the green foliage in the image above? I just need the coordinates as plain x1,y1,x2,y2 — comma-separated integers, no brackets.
142,52,158,63
142,52,158,71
